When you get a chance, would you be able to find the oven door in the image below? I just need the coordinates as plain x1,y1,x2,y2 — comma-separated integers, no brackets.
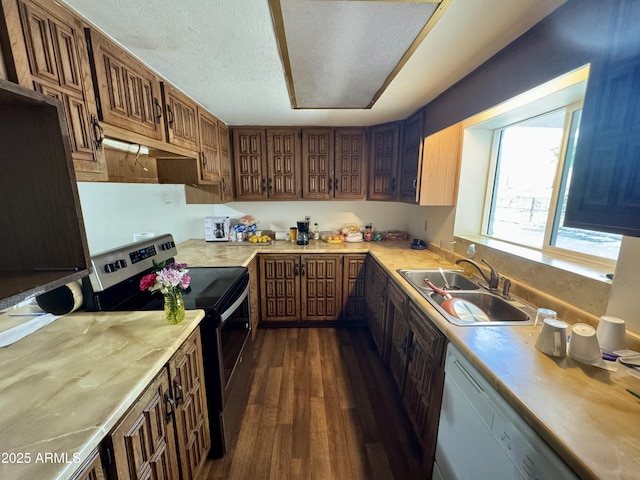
203,280,253,458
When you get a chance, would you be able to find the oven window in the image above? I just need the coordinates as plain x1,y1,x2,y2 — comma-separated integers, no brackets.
220,300,250,387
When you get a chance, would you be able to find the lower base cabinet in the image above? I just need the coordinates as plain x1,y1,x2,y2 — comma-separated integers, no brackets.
381,271,447,478
71,449,107,480
364,257,387,356
259,253,366,324
103,328,209,480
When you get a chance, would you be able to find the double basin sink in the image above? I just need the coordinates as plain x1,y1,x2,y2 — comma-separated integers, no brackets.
398,269,537,326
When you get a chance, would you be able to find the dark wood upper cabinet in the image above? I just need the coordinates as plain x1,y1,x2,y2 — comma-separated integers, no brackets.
161,81,199,152
233,128,268,200
198,107,221,183
219,123,234,202
266,128,301,199
9,0,107,180
334,128,367,199
85,28,164,142
399,109,425,204
564,0,640,237
368,122,400,201
302,128,334,199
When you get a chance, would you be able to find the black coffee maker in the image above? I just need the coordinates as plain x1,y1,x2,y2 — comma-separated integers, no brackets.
297,220,310,245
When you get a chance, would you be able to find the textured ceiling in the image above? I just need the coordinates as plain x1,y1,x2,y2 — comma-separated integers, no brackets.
60,0,566,126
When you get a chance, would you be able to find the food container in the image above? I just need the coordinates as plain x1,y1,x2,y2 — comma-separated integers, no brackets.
385,230,408,241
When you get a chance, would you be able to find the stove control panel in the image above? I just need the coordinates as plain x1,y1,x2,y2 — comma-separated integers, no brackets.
87,234,178,292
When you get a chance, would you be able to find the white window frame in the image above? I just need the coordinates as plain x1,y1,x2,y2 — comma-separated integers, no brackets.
479,100,618,268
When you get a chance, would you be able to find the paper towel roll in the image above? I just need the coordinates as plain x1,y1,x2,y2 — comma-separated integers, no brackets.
36,281,83,315
133,232,156,241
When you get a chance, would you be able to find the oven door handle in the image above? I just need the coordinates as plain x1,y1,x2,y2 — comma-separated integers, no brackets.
219,281,250,324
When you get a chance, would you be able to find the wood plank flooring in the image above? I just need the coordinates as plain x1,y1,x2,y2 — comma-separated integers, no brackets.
198,328,423,480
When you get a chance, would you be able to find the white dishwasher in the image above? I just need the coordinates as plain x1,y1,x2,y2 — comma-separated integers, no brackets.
433,344,578,480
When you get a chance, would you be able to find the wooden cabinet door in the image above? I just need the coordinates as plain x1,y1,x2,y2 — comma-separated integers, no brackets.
365,257,387,358
266,128,301,199
302,128,334,199
368,123,400,200
388,309,411,393
198,108,221,183
404,303,446,471
16,0,107,180
384,278,408,364
399,109,425,203
162,82,199,152
109,368,180,480
248,256,259,333
301,254,342,321
334,128,367,199
564,0,640,236
342,254,366,321
233,128,267,200
71,449,106,480
86,29,164,141
218,123,234,202
419,122,462,206
169,328,210,480
260,254,299,322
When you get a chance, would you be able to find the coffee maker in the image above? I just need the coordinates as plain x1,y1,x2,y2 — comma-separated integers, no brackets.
204,216,231,242
297,220,310,245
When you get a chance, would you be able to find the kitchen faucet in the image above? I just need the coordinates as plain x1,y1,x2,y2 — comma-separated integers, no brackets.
455,258,500,291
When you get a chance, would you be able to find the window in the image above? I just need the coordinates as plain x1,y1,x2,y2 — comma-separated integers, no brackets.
485,104,621,262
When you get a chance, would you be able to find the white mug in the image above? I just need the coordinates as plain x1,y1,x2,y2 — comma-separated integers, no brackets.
596,315,626,354
535,318,568,357
568,323,602,364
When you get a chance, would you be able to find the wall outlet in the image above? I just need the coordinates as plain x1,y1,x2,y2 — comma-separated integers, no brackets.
424,220,428,232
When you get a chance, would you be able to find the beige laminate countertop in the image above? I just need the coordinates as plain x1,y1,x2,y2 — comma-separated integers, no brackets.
0,308,204,480
176,239,640,480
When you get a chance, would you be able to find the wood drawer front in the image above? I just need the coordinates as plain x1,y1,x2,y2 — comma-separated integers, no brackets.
408,302,445,362
387,279,407,314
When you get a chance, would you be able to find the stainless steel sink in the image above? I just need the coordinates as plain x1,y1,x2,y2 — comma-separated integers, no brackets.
397,269,536,326
398,269,480,291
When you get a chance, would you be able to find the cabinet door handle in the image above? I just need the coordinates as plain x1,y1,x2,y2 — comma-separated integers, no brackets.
90,115,104,150
261,177,266,193
167,104,175,128
222,178,227,193
391,177,396,192
328,178,333,191
164,390,175,423
267,177,273,191
334,178,339,191
301,264,306,276
173,379,184,405
412,178,417,190
401,336,407,352
201,151,207,167
154,98,163,123
294,265,300,276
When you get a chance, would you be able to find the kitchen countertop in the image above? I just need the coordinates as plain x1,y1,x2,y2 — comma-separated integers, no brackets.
0,309,204,480
0,239,638,480
176,239,640,480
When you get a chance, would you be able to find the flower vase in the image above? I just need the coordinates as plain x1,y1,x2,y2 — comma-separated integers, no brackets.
164,291,185,324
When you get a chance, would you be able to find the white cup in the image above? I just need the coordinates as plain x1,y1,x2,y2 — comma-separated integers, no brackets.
568,323,602,364
534,308,557,328
596,315,626,354
535,318,568,357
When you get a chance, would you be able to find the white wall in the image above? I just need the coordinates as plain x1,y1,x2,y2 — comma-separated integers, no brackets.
607,236,640,333
77,182,414,254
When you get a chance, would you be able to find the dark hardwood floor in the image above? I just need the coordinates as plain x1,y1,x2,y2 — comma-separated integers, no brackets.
198,327,424,480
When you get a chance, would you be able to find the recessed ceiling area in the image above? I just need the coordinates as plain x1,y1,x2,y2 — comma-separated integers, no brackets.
270,0,445,109
60,0,566,126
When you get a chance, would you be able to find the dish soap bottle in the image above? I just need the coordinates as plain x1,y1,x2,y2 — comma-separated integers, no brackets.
313,223,320,240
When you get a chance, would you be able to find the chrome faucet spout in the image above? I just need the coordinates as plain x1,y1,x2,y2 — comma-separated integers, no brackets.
455,258,500,290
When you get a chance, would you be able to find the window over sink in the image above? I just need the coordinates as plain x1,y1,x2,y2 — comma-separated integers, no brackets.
456,66,621,268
